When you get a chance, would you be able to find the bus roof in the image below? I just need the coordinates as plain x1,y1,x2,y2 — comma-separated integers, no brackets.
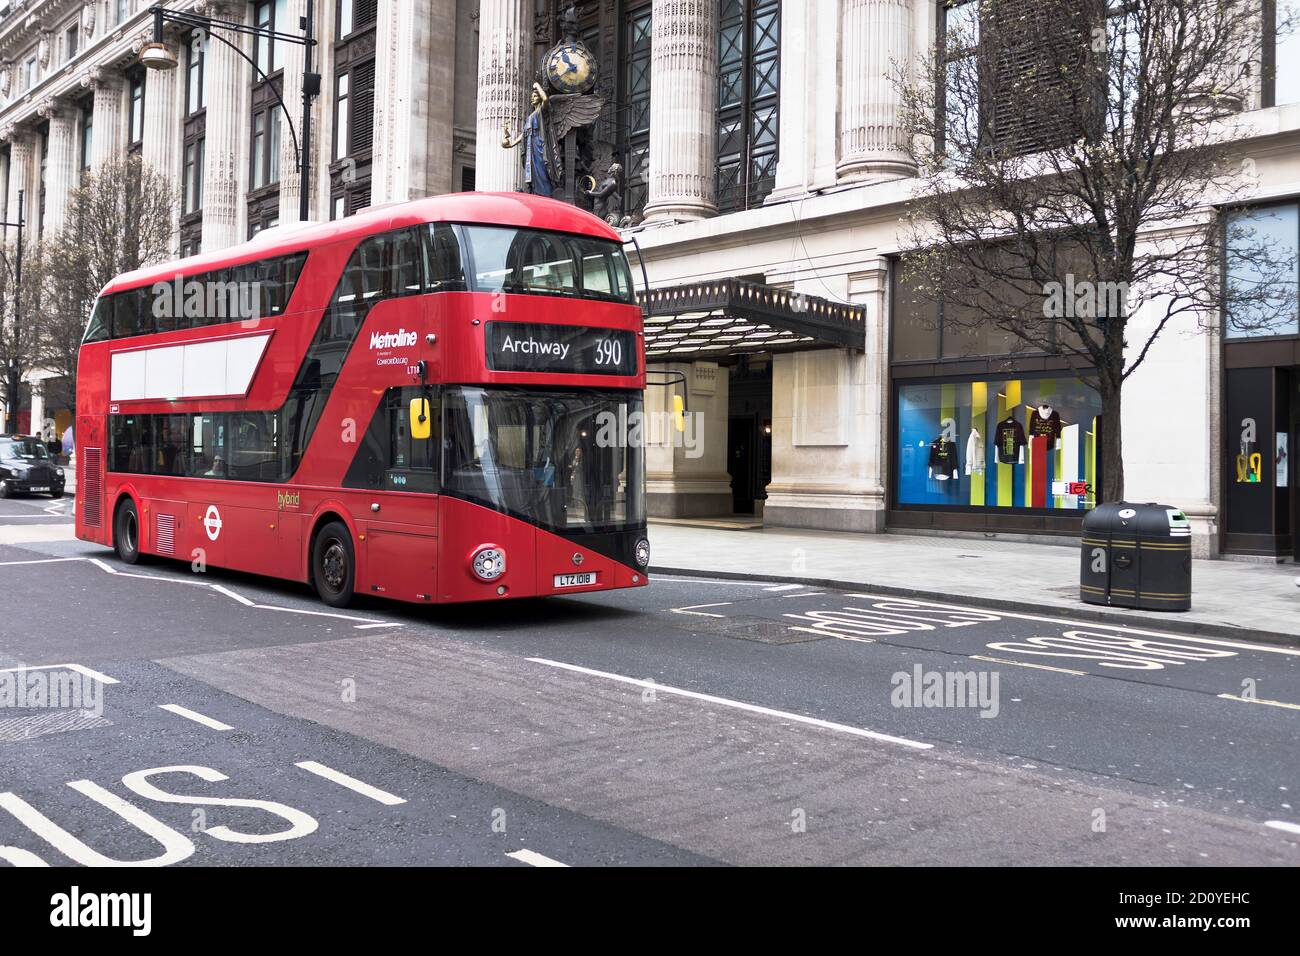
104,192,626,296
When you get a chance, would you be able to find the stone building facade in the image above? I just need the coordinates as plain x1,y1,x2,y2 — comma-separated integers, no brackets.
1,0,1298,559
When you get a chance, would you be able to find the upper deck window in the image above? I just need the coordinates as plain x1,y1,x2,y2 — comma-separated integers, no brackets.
457,225,636,304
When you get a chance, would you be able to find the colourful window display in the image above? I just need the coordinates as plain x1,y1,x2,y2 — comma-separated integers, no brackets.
895,376,1103,510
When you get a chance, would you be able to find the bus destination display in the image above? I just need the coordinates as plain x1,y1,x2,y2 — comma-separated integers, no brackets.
485,322,637,376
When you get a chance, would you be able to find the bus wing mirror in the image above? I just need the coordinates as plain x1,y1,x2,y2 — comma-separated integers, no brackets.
410,398,432,440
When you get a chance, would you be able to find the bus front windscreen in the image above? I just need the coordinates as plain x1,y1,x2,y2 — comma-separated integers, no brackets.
442,386,645,534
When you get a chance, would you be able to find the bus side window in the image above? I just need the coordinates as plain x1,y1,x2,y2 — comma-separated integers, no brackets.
390,229,424,297
84,294,113,343
424,224,465,291
114,289,145,338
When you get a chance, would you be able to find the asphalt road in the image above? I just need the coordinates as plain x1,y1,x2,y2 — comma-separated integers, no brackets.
0,493,1296,866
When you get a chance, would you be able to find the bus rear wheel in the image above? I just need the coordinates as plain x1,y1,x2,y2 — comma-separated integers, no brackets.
312,521,355,608
114,499,142,565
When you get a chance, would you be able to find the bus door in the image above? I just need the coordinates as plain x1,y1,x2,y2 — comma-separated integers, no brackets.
361,389,439,602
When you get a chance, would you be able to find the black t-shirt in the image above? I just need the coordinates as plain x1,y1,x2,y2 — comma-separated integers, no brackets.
994,418,1026,464
1029,407,1062,441
929,437,958,478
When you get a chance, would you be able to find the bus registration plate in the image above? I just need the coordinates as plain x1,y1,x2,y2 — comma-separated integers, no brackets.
554,572,597,588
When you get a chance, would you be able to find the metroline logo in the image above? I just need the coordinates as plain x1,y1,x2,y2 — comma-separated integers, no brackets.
369,329,419,350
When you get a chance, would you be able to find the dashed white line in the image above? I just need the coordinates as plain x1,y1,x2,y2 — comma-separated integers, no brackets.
1265,820,1300,836
506,848,569,867
158,704,234,731
527,657,933,751
294,761,407,806
764,584,805,592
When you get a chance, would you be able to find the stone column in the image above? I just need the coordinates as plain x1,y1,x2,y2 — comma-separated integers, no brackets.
853,260,890,531
201,3,250,250
89,73,125,169
140,47,181,181
42,105,78,235
642,0,718,222
374,0,455,203
837,0,915,182
277,0,312,223
474,0,532,193
29,382,45,439
4,130,35,246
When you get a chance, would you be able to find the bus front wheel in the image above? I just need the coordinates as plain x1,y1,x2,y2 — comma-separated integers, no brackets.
312,522,355,608
114,499,142,565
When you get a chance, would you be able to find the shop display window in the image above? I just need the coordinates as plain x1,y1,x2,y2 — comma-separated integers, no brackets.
896,376,1103,510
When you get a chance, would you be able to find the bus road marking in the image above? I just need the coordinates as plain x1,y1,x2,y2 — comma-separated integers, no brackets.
506,848,569,867
158,704,234,731
294,761,407,806
527,657,933,751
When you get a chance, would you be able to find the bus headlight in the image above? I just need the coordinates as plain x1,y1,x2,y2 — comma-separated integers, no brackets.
471,546,506,581
634,538,650,568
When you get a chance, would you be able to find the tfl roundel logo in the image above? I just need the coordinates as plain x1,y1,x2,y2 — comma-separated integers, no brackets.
204,505,223,541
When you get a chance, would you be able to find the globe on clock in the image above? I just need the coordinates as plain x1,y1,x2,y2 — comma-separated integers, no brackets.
544,40,598,95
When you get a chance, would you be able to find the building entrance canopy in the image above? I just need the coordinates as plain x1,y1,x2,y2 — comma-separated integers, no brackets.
637,279,865,361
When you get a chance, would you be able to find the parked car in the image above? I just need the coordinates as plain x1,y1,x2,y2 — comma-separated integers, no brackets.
0,434,66,498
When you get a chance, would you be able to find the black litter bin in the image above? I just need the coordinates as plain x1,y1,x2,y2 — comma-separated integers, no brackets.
1080,502,1192,611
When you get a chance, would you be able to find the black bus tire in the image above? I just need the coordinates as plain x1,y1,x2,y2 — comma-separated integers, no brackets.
312,521,356,608
114,499,143,565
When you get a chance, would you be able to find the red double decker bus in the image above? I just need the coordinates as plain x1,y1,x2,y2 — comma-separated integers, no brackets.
75,193,649,606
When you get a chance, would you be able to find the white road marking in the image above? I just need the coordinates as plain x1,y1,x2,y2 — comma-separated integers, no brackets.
764,584,805,592
0,663,119,685
670,603,731,618
0,557,87,566
846,593,1300,658
158,704,234,731
211,585,256,607
1217,693,1300,711
1265,820,1300,836
69,556,401,629
354,622,404,630
971,655,1087,677
527,657,933,751
506,848,569,867
294,761,407,806
649,576,777,587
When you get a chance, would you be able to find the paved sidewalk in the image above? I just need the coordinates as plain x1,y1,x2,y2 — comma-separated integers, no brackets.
648,522,1300,645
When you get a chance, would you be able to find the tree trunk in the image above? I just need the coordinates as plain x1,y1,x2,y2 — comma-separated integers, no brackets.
1099,379,1124,503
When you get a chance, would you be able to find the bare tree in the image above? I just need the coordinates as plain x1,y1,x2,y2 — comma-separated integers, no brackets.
34,156,176,411
895,0,1296,501
0,237,42,431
